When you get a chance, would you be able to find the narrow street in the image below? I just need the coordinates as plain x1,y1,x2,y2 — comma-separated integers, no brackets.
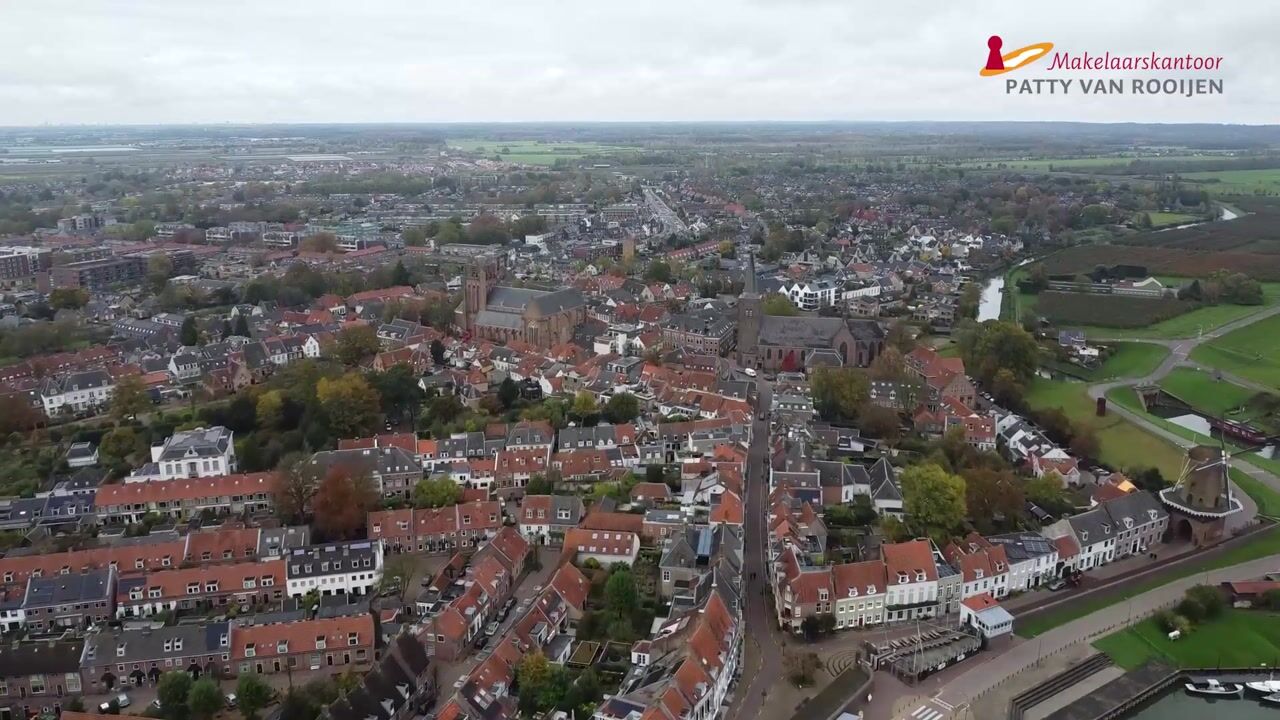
728,376,784,720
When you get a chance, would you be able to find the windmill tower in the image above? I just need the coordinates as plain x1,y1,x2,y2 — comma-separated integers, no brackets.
1159,443,1244,546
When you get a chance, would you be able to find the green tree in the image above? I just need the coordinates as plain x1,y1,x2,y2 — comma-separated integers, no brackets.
148,253,174,293
256,390,286,430
368,364,425,423
335,325,381,367
517,651,554,715
100,426,144,467
188,678,223,720
110,373,151,421
157,671,194,720
1185,584,1225,619
603,392,640,424
761,293,799,316
963,321,1039,387
900,463,966,544
180,317,199,346
233,314,251,337
236,673,273,720
1024,472,1073,516
497,377,520,409
402,226,428,247
412,476,462,508
429,339,446,365
605,567,638,617
644,259,673,283
49,287,89,310
571,391,598,423
317,374,382,438
810,367,869,423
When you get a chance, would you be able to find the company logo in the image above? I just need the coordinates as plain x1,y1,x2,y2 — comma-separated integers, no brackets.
980,35,1054,77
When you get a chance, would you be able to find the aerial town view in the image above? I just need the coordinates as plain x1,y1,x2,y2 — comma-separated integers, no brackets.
1,3,1278,720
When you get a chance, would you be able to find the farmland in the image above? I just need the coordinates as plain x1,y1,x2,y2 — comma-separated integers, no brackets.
1034,292,1195,329
1181,168,1280,195
1191,313,1280,392
446,138,638,165
954,154,1238,173
1043,244,1280,282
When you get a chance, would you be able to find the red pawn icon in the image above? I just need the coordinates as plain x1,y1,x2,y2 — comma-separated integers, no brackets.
986,35,1005,71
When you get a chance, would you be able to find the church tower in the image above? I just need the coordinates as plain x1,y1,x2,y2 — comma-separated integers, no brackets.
462,255,499,333
737,250,762,367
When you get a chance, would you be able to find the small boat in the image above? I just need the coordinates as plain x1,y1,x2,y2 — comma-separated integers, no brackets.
1185,679,1244,696
1263,692,1280,706
1246,679,1280,694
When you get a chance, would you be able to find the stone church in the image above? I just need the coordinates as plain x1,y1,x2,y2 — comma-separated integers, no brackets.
736,252,885,371
456,254,586,350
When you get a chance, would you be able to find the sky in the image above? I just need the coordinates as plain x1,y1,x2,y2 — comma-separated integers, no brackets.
0,0,1276,125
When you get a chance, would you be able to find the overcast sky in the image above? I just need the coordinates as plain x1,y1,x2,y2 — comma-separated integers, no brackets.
0,0,1275,125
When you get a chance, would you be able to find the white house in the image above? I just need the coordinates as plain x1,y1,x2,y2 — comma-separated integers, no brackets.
284,540,384,598
882,540,940,623
150,426,237,481
39,369,114,417
960,593,1013,639
985,532,1060,593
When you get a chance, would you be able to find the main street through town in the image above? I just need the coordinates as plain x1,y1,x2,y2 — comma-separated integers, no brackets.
731,375,782,720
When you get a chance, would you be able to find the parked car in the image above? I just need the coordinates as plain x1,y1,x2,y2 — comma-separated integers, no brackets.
484,621,500,637
1047,579,1067,591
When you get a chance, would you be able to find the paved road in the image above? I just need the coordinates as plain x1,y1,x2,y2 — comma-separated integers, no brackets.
730,377,783,720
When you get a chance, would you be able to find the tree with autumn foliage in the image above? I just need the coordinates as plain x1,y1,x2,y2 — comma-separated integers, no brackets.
311,465,379,540
272,453,317,525
316,374,381,438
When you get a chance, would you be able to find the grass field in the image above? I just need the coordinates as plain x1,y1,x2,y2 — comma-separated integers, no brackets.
1159,367,1256,415
1025,378,1186,480
1093,343,1170,380
1148,212,1202,227
957,155,1234,172
1182,168,1280,195
1095,610,1280,670
1104,385,1280,483
1017,526,1280,637
446,138,637,165
1191,313,1280,392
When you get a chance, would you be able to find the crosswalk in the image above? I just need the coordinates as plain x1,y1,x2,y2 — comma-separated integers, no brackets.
906,697,954,720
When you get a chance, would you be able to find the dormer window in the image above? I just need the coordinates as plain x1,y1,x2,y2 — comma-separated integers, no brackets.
974,570,984,580
896,572,908,584
847,587,858,598
1080,530,1089,542
915,571,926,582
866,585,877,595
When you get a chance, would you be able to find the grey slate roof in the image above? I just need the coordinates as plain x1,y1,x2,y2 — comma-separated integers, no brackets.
24,567,114,608
83,622,230,666
156,426,233,462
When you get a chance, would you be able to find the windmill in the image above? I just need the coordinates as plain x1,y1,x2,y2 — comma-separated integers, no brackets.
1160,440,1244,546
